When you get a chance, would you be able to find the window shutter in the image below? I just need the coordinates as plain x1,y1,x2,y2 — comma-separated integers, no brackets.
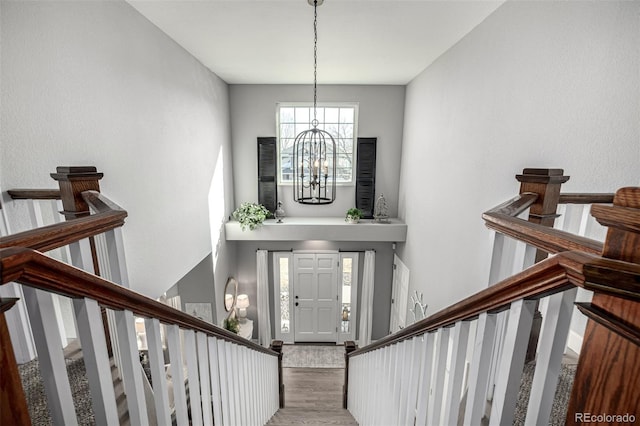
355,137,377,219
257,137,277,213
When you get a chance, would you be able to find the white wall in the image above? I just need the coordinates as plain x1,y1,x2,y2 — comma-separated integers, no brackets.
229,85,405,218
398,0,640,315
0,1,235,298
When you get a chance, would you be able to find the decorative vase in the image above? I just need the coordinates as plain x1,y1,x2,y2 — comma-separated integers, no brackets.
346,216,360,224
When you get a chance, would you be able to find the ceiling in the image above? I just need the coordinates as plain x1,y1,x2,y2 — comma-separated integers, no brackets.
128,0,504,85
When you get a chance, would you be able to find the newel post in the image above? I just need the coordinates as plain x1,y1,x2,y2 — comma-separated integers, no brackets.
516,168,570,261
270,340,285,408
50,166,114,357
50,166,104,274
343,341,357,409
516,168,570,362
0,298,31,426
566,187,640,423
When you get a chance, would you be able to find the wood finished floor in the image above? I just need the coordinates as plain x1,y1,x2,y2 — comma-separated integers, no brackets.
266,368,358,425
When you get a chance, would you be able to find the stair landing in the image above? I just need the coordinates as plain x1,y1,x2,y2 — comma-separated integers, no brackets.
267,368,358,425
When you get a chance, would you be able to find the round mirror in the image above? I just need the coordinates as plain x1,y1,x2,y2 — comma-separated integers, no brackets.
224,277,238,312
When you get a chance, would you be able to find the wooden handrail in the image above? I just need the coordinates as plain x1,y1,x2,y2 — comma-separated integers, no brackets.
7,189,61,200
349,251,640,357
482,194,604,255
0,191,126,252
0,247,277,357
558,193,614,204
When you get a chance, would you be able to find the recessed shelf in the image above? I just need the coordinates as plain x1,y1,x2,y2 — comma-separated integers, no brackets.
225,217,407,242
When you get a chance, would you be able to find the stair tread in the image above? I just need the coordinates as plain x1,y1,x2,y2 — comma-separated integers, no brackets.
267,408,358,425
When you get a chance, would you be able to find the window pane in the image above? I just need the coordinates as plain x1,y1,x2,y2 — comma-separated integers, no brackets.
336,139,353,156
339,123,353,139
341,258,353,333
339,108,354,123
281,123,295,139
280,257,290,334
295,123,310,136
295,107,310,123
324,107,339,123
278,104,356,184
325,123,339,138
280,107,295,123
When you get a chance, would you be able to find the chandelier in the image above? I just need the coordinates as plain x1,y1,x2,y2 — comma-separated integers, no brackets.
293,0,337,205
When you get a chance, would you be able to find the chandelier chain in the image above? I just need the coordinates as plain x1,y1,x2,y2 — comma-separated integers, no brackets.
313,0,318,123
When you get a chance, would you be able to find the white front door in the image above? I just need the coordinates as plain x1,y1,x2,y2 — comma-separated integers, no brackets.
293,253,339,342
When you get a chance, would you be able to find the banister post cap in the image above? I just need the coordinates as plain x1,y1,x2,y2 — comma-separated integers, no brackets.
50,166,104,219
516,168,570,185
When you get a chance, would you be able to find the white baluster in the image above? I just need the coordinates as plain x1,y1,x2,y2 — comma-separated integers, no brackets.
104,228,130,288
230,344,241,422
252,349,260,422
347,355,355,417
259,351,266,423
352,355,360,418
105,310,121,380
554,204,567,230
237,346,248,426
360,349,372,424
486,310,508,401
74,298,118,425
22,286,78,425
443,321,471,425
271,353,278,415
0,195,36,364
388,346,397,423
0,282,36,362
525,288,578,425
145,318,171,426
398,339,413,425
428,327,450,425
415,332,436,425
208,336,223,425
216,339,231,425
489,299,536,426
488,232,507,285
224,342,238,425
464,313,498,425
183,329,203,425
405,336,424,425
167,325,189,425
247,350,256,425
196,332,212,425
115,309,148,425
256,351,264,424
382,347,390,423
102,228,130,382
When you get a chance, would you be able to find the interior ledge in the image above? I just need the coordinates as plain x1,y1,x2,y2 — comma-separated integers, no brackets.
224,217,407,242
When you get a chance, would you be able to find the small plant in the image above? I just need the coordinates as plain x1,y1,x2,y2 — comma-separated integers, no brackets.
223,316,240,334
346,207,364,223
233,202,271,231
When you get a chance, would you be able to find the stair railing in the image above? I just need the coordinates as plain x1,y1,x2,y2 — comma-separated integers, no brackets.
344,178,639,425
1,167,281,426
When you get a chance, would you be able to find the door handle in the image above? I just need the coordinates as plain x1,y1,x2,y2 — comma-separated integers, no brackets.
295,302,299,307
295,295,299,299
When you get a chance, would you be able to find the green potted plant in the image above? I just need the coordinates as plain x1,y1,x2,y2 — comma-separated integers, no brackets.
223,316,240,334
346,207,364,224
232,202,271,231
